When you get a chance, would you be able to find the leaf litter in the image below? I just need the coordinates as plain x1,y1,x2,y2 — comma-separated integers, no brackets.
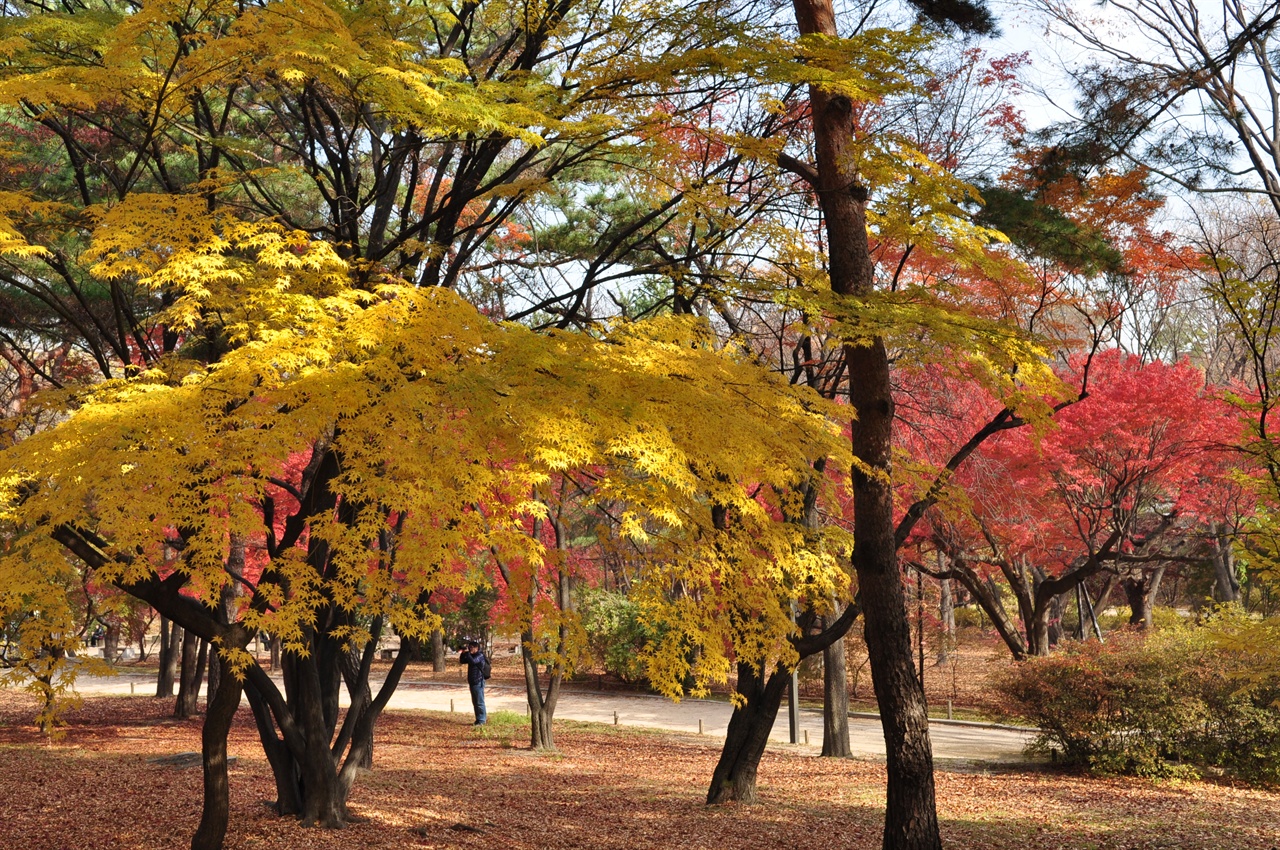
0,690,1276,850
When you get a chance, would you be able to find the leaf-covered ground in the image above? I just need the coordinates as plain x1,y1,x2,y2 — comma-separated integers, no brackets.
1,690,1276,850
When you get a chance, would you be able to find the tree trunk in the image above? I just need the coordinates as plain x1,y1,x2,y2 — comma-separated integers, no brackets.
521,630,563,751
339,644,374,769
207,650,223,710
243,678,303,817
206,554,242,707
1143,566,1165,628
295,650,345,828
707,663,791,803
936,576,955,665
1031,565,1067,649
176,630,205,718
157,619,180,698
1045,590,1066,649
430,601,447,673
821,607,852,758
1211,525,1240,604
1123,568,1165,628
190,652,243,850
941,553,1027,659
431,629,446,673
104,623,120,663
241,617,414,828
1027,602,1052,656
790,0,942,837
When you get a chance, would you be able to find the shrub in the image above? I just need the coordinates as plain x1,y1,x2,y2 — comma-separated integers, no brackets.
993,617,1280,785
578,589,655,682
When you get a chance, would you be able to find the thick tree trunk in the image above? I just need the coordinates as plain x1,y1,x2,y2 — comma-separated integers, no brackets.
707,663,791,803
190,654,243,850
242,618,414,828
821,606,852,758
297,663,345,828
1123,578,1144,626
1027,603,1052,656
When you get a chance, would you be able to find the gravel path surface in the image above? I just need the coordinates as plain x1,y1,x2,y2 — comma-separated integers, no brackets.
69,671,1035,764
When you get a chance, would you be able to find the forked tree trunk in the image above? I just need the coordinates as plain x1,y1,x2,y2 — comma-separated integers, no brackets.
707,663,791,803
339,645,374,769
1027,603,1052,657
521,628,564,750
1123,567,1166,628
821,606,852,758
241,618,414,828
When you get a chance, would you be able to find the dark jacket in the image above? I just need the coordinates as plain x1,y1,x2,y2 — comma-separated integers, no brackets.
460,648,486,685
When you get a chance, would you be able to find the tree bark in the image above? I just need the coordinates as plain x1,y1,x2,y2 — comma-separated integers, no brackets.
936,575,955,665
521,630,563,750
176,630,205,718
821,605,852,758
104,623,120,664
430,601,447,673
339,644,374,769
1211,525,1240,604
788,0,942,840
157,619,180,698
190,652,243,850
1123,566,1165,628
206,550,243,707
707,663,791,803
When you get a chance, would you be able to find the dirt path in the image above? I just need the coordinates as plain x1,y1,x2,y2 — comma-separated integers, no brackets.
69,670,1034,764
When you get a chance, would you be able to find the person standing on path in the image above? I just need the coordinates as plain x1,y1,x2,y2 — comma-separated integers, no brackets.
459,640,488,725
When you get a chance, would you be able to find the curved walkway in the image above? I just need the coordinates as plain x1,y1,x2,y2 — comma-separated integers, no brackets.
67,670,1035,764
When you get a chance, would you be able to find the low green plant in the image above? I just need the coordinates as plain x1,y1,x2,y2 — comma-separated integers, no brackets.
578,588,656,682
993,614,1280,785
470,710,529,747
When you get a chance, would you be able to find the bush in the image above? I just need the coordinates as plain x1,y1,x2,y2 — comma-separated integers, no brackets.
993,617,1280,785
578,589,655,683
